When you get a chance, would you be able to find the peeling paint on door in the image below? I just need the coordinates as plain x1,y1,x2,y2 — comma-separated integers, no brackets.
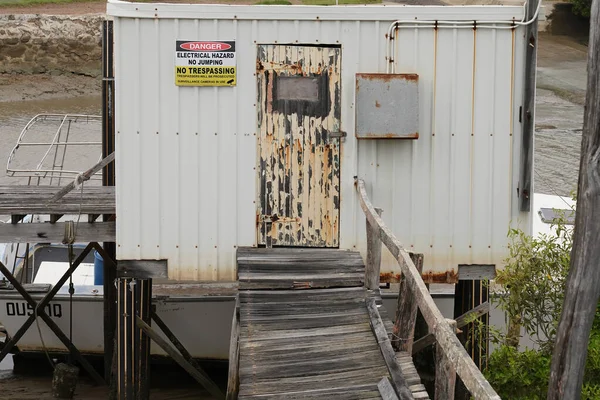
256,45,341,247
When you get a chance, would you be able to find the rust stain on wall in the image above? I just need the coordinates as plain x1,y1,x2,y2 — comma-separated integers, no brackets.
358,132,420,139
380,272,402,283
358,73,419,82
380,269,459,284
256,44,341,247
422,269,459,284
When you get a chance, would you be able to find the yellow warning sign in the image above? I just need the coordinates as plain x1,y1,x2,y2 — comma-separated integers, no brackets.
175,40,236,87
174,66,236,87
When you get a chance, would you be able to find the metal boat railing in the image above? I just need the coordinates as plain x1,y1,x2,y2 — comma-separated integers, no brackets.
6,114,102,186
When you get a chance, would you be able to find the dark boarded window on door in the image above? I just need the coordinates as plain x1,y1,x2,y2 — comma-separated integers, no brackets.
277,77,319,101
270,72,331,118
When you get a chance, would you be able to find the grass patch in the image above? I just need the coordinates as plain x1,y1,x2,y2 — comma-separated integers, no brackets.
255,0,292,4
302,0,381,4
0,0,100,6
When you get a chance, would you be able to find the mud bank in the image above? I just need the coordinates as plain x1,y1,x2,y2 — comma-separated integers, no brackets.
0,14,104,77
0,73,100,102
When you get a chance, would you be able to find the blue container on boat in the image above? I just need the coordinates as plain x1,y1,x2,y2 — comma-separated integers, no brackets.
94,250,104,285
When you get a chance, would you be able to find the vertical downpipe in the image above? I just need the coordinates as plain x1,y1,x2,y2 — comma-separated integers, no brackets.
101,19,118,391
518,0,539,211
487,28,498,264
469,25,477,264
353,20,361,249
429,26,438,262
410,27,419,251
448,27,457,277
155,19,162,271
508,26,516,224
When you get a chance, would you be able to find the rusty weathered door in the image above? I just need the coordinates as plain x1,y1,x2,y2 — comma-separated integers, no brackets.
257,45,341,247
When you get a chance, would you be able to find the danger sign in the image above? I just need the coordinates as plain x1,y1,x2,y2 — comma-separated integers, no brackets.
175,40,236,87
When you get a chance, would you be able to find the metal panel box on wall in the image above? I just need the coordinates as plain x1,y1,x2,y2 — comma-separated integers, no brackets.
355,73,419,139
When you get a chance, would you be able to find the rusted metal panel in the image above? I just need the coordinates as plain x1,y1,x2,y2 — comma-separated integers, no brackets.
355,73,419,139
257,45,341,247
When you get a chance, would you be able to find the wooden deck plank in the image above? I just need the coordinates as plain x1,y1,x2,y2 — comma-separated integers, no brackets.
0,221,115,243
240,366,389,384
0,185,115,216
236,248,426,400
239,287,365,300
240,342,381,362
241,315,369,331
242,374,389,397
239,331,377,352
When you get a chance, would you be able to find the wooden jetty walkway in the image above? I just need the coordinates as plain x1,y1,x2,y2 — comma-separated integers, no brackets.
226,180,502,400
231,247,429,400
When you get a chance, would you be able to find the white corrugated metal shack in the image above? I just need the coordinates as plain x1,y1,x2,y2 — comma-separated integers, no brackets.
107,0,533,282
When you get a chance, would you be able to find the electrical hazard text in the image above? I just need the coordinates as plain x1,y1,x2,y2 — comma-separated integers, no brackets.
175,40,237,87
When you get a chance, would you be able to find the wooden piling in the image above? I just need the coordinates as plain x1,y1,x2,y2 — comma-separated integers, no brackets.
117,277,152,399
393,253,424,353
548,0,600,396
366,207,383,291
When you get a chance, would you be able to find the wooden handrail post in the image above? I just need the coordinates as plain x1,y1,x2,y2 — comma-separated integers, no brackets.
393,252,424,352
355,179,501,399
365,207,383,290
435,319,458,400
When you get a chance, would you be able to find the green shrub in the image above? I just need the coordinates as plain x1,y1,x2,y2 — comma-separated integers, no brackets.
570,0,592,17
485,346,551,400
483,205,600,399
495,217,572,350
581,383,600,400
486,340,600,400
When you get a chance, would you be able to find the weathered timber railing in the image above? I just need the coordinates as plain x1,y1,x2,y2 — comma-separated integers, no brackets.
355,179,500,400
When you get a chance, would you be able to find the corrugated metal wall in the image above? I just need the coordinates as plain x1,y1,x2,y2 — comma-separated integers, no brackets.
109,3,530,281
357,25,530,279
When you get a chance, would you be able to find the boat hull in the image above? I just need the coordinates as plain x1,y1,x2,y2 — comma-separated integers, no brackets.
0,290,235,361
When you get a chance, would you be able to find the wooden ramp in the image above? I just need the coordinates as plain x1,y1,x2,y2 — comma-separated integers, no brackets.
235,247,429,400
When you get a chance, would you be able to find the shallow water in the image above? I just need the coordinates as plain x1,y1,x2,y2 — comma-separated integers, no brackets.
534,88,584,197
